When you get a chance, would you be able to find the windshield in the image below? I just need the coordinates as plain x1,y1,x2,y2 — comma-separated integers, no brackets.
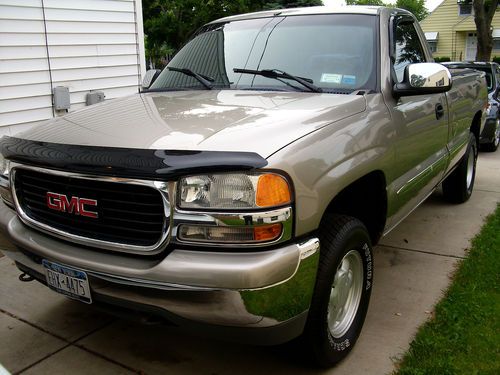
150,14,378,93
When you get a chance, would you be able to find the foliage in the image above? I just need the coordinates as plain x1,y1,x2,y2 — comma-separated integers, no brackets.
263,0,323,9
433,56,451,62
346,0,385,5
395,0,428,21
346,0,428,21
396,205,500,375
493,56,500,63
143,0,323,68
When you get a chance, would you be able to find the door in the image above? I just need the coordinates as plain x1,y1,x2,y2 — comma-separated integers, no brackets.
465,33,477,61
387,18,450,227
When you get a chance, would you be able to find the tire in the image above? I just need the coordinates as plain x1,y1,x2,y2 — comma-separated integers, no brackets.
482,118,499,152
302,214,373,367
442,131,478,203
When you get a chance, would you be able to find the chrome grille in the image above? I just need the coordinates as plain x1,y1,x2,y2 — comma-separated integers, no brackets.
12,166,169,254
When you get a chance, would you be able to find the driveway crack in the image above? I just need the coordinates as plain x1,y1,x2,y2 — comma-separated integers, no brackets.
377,244,466,259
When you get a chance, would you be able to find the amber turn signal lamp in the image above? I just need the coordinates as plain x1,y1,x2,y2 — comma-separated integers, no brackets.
256,174,291,207
253,224,283,241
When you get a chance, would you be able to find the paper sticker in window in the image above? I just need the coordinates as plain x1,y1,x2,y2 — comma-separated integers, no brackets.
320,73,343,84
342,75,356,85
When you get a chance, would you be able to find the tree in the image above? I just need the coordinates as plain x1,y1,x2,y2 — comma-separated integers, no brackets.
472,0,499,61
396,0,428,21
143,0,323,68
264,0,323,9
345,0,385,5
346,0,428,21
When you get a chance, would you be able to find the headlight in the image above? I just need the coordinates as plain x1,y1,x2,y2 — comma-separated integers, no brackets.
178,223,284,243
0,153,6,175
0,153,12,205
0,153,9,181
178,172,292,210
176,172,293,245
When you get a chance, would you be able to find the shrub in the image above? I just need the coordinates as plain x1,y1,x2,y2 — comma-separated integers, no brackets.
434,56,451,62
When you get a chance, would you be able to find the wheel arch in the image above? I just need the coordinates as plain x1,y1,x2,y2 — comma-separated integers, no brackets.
470,110,482,148
321,170,388,245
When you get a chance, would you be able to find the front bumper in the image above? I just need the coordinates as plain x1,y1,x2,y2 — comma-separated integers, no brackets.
0,202,319,344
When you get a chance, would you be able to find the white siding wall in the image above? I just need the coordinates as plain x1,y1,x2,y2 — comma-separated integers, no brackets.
0,0,146,135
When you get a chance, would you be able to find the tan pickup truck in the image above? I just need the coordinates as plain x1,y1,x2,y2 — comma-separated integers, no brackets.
0,6,487,367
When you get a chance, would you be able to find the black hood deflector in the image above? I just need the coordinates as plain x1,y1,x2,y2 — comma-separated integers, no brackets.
0,137,268,180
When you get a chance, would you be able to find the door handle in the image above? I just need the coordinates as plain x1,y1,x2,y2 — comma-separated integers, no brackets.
435,103,445,120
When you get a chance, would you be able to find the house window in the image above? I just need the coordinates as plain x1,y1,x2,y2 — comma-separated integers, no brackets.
428,41,438,53
424,32,439,54
494,39,500,51
459,4,472,15
457,0,473,16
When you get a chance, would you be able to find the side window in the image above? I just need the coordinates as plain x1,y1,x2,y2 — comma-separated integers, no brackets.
393,21,426,82
496,66,500,88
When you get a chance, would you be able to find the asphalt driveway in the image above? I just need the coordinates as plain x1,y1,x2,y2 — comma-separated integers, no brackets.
1,150,499,374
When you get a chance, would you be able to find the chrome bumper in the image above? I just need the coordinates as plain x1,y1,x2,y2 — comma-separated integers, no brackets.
0,202,319,343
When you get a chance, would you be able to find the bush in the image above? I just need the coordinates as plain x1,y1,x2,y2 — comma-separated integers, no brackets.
492,56,500,63
434,56,451,62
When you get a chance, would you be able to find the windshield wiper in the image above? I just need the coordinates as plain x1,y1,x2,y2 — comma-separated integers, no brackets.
168,67,214,90
233,68,322,93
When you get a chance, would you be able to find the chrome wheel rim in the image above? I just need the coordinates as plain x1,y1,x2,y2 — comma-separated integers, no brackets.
328,250,363,338
466,147,475,189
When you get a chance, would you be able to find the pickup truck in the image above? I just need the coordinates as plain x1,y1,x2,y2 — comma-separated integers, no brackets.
443,61,500,151
0,6,487,367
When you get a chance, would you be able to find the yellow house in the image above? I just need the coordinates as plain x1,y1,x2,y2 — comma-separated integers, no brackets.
420,0,500,61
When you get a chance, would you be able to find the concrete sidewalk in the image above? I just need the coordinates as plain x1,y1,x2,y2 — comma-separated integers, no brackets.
1,151,499,375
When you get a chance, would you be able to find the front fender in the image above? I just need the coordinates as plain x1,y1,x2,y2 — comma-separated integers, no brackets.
266,94,396,236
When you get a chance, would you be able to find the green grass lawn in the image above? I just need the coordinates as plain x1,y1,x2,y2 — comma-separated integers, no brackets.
396,204,500,375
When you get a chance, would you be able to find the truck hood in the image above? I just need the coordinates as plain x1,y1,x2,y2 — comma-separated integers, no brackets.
18,90,366,158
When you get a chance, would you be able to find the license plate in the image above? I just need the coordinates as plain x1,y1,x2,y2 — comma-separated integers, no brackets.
42,260,92,304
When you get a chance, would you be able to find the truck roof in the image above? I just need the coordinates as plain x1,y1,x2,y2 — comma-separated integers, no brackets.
208,5,382,24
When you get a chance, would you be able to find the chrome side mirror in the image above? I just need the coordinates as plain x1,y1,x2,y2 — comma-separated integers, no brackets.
393,63,452,97
142,69,161,90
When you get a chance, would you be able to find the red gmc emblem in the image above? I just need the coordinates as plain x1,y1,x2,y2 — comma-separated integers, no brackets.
46,192,98,219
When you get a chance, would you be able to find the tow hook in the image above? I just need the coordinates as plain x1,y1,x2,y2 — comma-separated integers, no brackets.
19,273,35,282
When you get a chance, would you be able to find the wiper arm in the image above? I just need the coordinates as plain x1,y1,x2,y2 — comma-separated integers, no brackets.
233,68,322,93
168,67,214,90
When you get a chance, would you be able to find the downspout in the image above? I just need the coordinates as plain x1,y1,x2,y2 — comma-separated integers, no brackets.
133,0,147,91
41,0,55,117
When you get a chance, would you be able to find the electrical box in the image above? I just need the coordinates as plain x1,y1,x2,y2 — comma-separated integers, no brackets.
86,91,105,106
53,86,70,111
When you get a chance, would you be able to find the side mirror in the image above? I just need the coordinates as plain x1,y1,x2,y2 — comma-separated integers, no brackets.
393,63,452,97
142,69,161,90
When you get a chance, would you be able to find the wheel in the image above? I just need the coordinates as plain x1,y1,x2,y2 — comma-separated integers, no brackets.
302,214,373,367
442,131,478,203
482,118,499,152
